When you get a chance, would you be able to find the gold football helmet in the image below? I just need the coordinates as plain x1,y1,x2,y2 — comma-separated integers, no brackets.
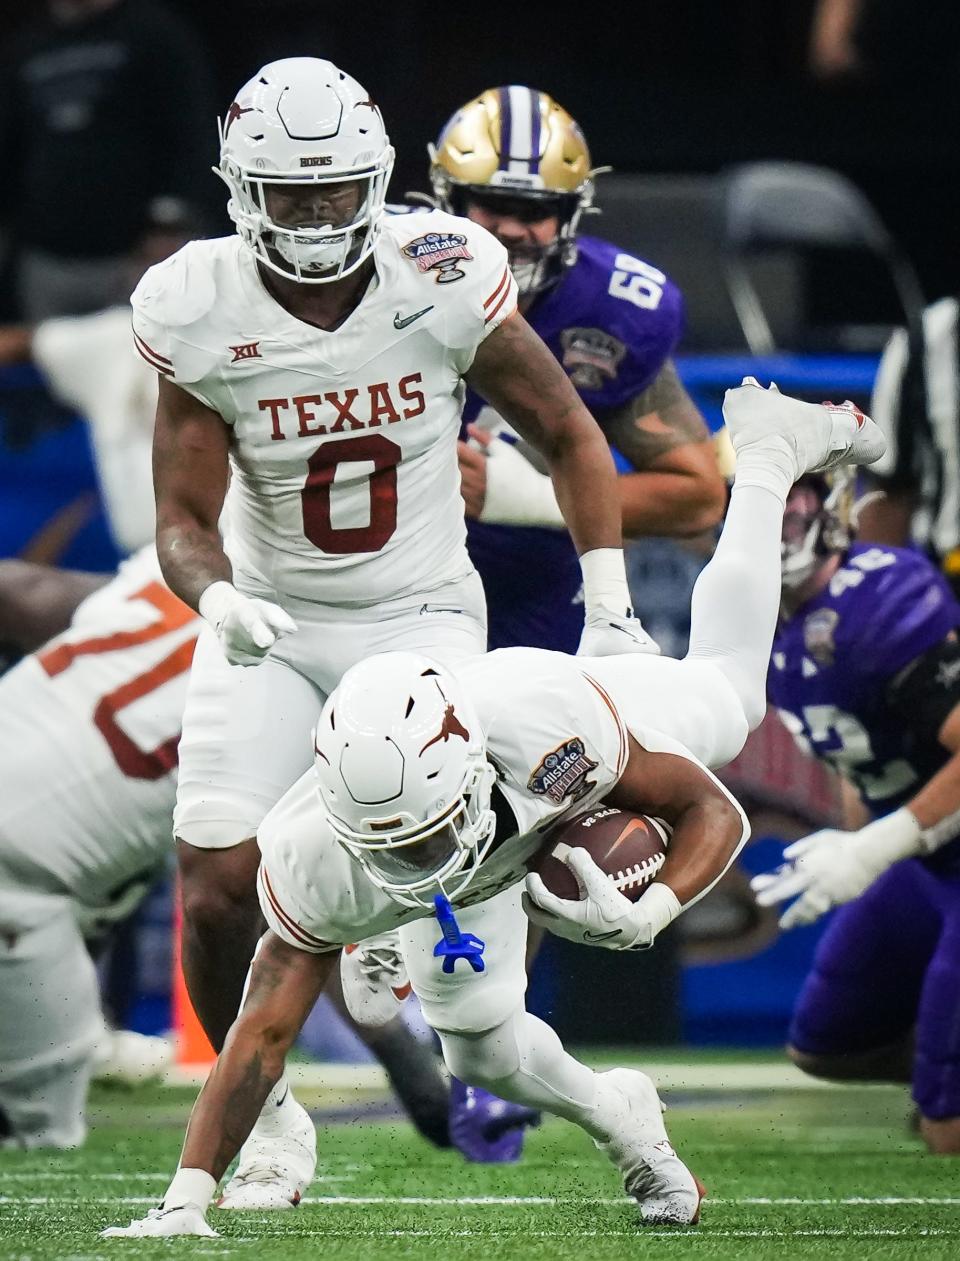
429,86,603,297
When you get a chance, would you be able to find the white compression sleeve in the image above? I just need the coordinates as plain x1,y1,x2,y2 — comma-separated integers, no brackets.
685,480,786,731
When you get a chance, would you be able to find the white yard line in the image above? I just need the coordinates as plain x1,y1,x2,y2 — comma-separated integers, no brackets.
0,1172,354,1182
165,1060,857,1091
78,1228,960,1240
5,1194,960,1207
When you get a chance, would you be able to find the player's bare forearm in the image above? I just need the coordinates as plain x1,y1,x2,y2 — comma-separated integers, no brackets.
602,363,726,537
0,561,107,651
617,466,724,538
181,1028,281,1180
179,931,333,1179
465,314,623,554
651,797,746,905
156,518,232,612
607,736,747,904
153,376,232,610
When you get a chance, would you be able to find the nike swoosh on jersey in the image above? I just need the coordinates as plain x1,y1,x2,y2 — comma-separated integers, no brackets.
394,305,434,329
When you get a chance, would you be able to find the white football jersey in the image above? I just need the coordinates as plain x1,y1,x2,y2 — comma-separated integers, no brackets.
256,646,629,949
0,547,199,915
130,210,518,607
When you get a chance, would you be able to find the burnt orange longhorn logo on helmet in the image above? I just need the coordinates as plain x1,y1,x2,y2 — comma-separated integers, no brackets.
420,703,470,754
224,101,255,136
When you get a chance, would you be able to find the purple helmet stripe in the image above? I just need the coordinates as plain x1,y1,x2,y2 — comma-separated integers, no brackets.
498,86,513,170
528,90,541,174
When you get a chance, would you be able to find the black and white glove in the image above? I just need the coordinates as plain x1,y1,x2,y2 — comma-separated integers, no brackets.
199,580,297,667
523,847,680,950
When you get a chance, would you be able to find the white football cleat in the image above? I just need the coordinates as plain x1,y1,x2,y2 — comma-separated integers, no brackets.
217,1092,316,1210
723,377,886,479
93,1029,173,1087
340,931,412,1028
592,1068,704,1226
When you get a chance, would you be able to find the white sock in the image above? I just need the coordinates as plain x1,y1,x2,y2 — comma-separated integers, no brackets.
249,1074,298,1137
729,441,795,508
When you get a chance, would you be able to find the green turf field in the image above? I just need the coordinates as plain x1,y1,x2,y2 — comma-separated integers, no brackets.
2,1057,958,1261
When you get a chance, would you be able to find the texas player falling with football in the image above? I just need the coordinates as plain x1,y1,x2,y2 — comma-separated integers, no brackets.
341,85,727,1162
131,56,659,1209
751,471,960,1155
102,381,886,1238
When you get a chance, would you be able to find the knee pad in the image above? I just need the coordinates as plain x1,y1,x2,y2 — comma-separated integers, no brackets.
437,1019,521,1092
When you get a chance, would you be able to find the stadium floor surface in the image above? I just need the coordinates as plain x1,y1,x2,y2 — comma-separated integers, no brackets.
2,1052,957,1261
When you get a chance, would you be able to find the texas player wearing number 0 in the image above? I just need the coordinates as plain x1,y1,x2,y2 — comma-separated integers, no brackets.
131,56,657,1209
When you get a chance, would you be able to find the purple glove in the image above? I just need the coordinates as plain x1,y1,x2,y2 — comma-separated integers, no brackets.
448,1077,540,1163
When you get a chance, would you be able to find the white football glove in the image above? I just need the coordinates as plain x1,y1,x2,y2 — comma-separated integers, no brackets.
523,847,680,950
577,548,660,657
750,808,924,930
101,1204,217,1239
199,580,297,667
578,609,661,657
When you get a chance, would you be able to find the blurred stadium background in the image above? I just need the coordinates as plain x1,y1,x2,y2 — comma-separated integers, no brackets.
1,0,958,1144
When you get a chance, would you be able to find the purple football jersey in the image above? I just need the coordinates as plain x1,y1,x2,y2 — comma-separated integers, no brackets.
769,543,960,818
464,236,685,651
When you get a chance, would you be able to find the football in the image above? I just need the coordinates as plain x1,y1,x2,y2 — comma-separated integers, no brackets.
530,806,671,902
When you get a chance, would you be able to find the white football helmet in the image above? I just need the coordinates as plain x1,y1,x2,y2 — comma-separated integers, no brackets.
313,653,497,909
217,57,394,283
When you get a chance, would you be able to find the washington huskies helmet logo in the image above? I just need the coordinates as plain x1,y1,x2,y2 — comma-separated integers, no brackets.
401,232,473,284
